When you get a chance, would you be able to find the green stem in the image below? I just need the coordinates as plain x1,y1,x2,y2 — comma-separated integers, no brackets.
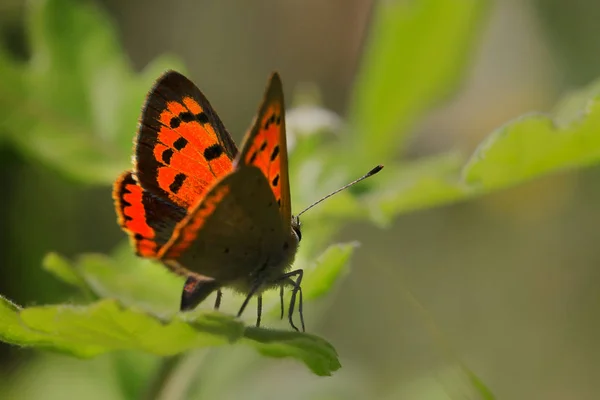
144,351,208,400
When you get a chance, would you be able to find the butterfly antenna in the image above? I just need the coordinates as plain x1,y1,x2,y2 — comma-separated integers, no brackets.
296,164,383,217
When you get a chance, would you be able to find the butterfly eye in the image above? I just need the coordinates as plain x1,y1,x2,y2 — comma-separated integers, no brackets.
292,216,302,242
293,225,302,242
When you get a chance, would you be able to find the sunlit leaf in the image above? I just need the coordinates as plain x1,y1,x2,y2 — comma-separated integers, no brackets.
42,252,89,291
367,85,600,224
464,97,600,190
244,327,340,376
301,242,357,300
348,0,488,167
0,297,340,376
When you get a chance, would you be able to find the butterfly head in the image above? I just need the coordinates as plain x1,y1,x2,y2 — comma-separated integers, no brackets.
291,215,302,242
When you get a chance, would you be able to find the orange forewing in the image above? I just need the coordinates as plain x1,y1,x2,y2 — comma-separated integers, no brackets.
159,73,291,261
113,171,186,257
117,72,291,264
235,73,291,231
136,71,238,210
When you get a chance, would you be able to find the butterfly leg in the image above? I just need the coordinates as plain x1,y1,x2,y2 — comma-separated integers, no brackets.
274,269,304,331
180,275,221,311
296,284,305,332
214,289,223,310
256,295,263,327
237,281,262,318
279,285,285,320
286,278,305,332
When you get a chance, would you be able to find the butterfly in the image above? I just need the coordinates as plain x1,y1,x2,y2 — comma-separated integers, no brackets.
113,70,382,331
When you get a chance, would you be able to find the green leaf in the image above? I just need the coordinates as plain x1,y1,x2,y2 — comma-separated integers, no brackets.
0,296,26,342
0,0,184,184
243,327,340,376
42,252,89,291
74,248,183,319
366,80,600,223
0,297,340,376
28,241,351,376
553,78,600,127
464,97,600,190
0,295,78,354
301,242,357,300
43,243,185,319
348,0,488,167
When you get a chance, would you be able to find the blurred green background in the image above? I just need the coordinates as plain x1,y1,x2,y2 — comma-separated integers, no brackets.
2,0,600,399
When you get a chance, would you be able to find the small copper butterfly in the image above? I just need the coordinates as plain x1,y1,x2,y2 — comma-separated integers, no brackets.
113,71,382,331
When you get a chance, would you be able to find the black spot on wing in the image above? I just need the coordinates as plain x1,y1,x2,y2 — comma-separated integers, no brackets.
169,173,186,194
173,137,187,151
180,111,194,122
162,148,173,164
272,174,279,187
196,112,209,124
170,117,181,128
204,143,224,161
270,145,279,161
249,151,258,164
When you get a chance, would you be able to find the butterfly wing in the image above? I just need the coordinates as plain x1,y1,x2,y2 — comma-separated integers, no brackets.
135,70,238,210
234,73,292,232
115,70,238,257
159,74,298,296
113,171,186,257
160,166,291,286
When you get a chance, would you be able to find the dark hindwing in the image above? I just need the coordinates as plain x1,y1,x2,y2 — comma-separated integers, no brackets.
114,171,187,257
160,166,286,286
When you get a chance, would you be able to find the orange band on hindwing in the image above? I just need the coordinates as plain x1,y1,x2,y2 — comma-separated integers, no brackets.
113,171,186,257
160,184,231,259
